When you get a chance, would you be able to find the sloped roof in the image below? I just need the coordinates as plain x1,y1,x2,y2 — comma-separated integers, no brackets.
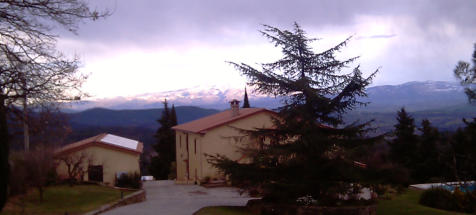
172,108,276,134
55,133,143,155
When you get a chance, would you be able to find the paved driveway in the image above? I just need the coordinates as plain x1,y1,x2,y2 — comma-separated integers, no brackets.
103,180,254,215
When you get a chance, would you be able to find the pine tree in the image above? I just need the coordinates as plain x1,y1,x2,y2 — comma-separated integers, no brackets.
414,119,440,182
170,104,178,126
150,100,176,179
448,118,476,181
451,43,476,181
208,23,379,205
242,87,250,108
454,44,476,103
390,108,418,175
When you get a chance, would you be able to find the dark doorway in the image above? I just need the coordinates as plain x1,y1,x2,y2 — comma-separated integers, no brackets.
88,165,103,182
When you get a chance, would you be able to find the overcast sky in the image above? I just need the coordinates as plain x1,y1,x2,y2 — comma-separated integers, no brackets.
57,0,476,99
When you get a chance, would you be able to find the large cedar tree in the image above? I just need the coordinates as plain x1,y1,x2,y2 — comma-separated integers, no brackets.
209,23,379,205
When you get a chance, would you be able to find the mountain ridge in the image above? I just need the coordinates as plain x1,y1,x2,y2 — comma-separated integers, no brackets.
67,106,220,130
63,94,474,152
67,81,468,112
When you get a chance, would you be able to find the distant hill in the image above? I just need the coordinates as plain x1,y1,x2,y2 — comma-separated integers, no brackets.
66,81,468,112
59,80,476,149
65,103,475,148
346,104,476,134
65,106,219,151
360,81,467,112
67,106,219,130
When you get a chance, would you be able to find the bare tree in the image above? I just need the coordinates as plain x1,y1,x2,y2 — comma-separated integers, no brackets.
0,0,109,210
8,147,56,203
57,151,94,186
24,148,56,202
0,0,110,106
29,106,72,148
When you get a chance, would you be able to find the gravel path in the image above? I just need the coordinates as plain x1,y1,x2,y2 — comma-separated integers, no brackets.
102,180,254,215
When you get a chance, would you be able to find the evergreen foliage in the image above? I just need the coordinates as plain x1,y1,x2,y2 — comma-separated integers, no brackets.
387,109,476,183
208,23,379,205
420,187,476,213
414,119,441,182
242,87,250,108
389,108,418,169
454,44,476,103
448,118,476,181
115,172,142,189
171,104,178,126
451,44,476,181
150,100,177,179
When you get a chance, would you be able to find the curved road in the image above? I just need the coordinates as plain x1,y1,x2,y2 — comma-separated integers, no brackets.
103,180,254,215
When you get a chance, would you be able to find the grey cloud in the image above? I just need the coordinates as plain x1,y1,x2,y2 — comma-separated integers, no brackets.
63,0,475,47
57,0,476,87
356,34,397,40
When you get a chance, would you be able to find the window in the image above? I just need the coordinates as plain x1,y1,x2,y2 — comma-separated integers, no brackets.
186,134,189,151
88,165,103,182
179,135,182,148
194,139,197,154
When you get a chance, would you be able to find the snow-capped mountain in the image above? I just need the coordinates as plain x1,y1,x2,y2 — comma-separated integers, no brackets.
66,81,468,112
362,81,467,112
67,85,281,111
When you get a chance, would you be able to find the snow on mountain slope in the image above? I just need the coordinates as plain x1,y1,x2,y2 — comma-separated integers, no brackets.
66,81,467,112
69,85,277,111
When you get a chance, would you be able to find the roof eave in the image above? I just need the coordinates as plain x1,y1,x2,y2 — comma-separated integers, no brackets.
172,109,277,135
55,141,143,157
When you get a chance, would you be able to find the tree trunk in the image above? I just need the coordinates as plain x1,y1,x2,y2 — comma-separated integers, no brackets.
0,96,10,211
452,151,459,181
38,186,44,203
23,94,29,152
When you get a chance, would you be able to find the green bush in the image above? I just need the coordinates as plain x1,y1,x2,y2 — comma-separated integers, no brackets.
419,187,476,213
115,172,142,189
377,165,410,186
8,154,28,196
453,188,476,213
168,161,177,179
419,187,456,211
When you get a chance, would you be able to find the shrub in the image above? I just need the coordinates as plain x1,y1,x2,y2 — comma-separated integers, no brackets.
8,153,29,196
453,188,476,213
419,187,456,211
200,176,211,184
465,191,476,213
385,165,411,186
115,172,142,189
373,184,398,200
8,149,57,201
419,187,476,213
168,161,176,179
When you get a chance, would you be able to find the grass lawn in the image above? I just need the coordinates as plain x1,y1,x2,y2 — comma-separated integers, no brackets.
376,189,467,215
194,189,469,215
1,184,134,215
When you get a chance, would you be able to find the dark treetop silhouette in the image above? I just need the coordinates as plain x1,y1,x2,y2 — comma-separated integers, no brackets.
209,23,380,205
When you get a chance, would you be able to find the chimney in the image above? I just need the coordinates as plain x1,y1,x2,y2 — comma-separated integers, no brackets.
230,99,240,117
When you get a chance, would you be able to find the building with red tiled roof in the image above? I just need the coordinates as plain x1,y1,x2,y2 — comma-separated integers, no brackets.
172,100,276,184
55,133,143,186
